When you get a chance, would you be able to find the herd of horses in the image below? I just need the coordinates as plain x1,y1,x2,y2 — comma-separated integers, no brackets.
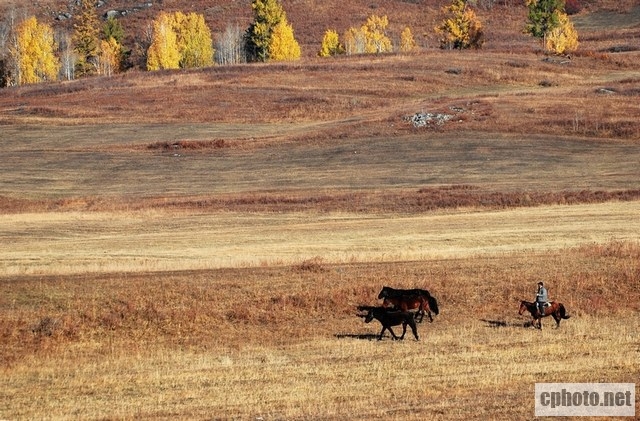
357,286,571,341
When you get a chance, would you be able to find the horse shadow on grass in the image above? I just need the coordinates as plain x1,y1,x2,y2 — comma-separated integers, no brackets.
481,319,530,328
334,333,380,341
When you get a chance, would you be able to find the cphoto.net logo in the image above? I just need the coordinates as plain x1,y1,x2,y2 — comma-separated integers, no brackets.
535,383,636,417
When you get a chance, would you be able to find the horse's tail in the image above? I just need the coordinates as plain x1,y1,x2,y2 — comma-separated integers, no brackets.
559,303,570,319
427,295,439,316
420,289,432,299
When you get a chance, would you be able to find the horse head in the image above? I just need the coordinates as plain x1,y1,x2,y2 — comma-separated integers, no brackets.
518,300,529,315
377,286,391,300
356,305,375,321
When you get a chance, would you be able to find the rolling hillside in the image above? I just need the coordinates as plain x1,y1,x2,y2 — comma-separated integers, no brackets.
1,0,639,61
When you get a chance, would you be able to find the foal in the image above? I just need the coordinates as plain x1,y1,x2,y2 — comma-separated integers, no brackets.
358,306,419,341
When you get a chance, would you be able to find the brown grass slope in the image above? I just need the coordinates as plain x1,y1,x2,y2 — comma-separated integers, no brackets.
1,46,639,212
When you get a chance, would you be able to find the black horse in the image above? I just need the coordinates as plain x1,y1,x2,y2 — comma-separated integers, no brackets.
357,305,419,341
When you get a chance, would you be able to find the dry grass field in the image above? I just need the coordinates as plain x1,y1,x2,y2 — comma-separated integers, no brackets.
1,1,640,420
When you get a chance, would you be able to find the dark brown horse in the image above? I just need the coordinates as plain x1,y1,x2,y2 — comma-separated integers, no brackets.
519,300,570,329
357,305,419,341
378,286,439,323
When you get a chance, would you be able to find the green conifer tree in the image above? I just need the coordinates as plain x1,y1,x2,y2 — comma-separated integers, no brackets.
525,0,564,46
72,0,100,77
245,0,286,62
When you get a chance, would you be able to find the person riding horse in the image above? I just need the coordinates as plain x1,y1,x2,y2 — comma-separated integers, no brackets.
535,281,549,316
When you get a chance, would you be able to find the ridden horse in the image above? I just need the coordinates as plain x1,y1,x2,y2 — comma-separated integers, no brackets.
378,286,439,323
357,306,419,341
519,300,570,329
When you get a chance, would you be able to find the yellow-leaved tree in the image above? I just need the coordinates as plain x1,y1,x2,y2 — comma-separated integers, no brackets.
545,11,578,54
435,0,484,50
344,15,392,55
173,12,214,68
268,20,301,61
11,16,60,85
318,29,344,57
362,15,392,54
147,12,180,70
97,15,125,76
400,27,417,53
343,27,366,55
97,37,121,76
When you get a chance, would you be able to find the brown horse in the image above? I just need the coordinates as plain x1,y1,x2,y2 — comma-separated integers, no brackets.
519,300,570,329
378,286,439,323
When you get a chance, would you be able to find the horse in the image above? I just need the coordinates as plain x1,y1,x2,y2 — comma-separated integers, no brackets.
378,286,439,323
357,305,419,341
518,300,570,329
378,286,432,301
381,294,439,323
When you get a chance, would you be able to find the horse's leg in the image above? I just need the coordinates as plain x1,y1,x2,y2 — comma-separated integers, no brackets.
418,300,427,323
408,319,419,341
532,316,541,329
553,312,561,328
377,326,386,340
399,322,407,340
381,325,398,340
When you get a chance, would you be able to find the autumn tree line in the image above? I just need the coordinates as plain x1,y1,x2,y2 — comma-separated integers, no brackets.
0,0,578,87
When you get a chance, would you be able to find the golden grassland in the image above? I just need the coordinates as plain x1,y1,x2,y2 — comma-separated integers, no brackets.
1,201,640,276
1,5,640,419
1,244,639,419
